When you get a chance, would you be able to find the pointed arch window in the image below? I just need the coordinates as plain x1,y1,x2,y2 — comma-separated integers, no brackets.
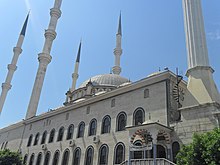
88,119,97,136
99,144,109,165
34,133,40,145
73,148,81,165
117,112,127,131
67,124,74,140
172,141,180,163
77,122,85,138
62,149,70,165
85,146,94,165
114,143,125,164
57,126,64,141
133,108,145,126
49,129,55,143
27,134,33,147
44,151,51,165
29,154,35,165
52,150,60,165
101,115,111,134
41,131,47,144
23,154,28,165
36,152,42,165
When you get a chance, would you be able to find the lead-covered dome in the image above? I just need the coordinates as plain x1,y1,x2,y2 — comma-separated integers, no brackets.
79,74,129,88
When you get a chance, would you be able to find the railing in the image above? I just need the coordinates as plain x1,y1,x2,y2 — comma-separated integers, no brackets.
120,158,176,165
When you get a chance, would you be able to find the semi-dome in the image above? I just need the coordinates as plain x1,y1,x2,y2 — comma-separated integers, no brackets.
79,74,129,88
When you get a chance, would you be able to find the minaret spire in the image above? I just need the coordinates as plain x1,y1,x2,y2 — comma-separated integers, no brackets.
112,13,122,75
26,0,62,119
71,41,82,91
0,13,29,115
182,0,220,105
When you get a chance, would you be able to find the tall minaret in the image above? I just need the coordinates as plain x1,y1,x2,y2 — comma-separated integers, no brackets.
26,0,62,119
0,13,29,115
71,41,82,91
112,13,122,75
182,0,220,104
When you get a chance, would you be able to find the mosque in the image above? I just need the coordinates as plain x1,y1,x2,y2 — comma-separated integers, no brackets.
0,0,220,165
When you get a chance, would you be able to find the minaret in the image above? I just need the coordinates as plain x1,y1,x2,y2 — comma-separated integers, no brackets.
26,0,62,119
182,0,220,104
0,13,29,115
71,41,82,91
112,13,122,75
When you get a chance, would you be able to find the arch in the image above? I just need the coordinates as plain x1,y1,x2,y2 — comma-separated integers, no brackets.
44,151,51,165
99,144,109,165
41,131,47,144
133,107,145,126
114,142,125,164
101,115,111,134
23,154,28,165
48,129,55,143
116,112,127,131
36,152,42,165
29,153,35,165
52,150,60,165
157,130,171,144
84,146,94,165
61,149,70,165
88,119,97,136
67,124,74,140
77,122,85,138
72,147,81,165
57,126,65,141
27,134,33,147
172,141,180,163
34,132,40,145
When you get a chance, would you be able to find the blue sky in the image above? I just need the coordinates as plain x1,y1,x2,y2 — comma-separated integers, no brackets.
0,0,220,128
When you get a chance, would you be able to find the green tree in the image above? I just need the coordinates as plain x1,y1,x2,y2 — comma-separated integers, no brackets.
176,128,220,165
0,149,22,165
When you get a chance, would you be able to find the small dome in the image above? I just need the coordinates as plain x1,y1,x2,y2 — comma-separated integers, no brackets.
79,74,129,88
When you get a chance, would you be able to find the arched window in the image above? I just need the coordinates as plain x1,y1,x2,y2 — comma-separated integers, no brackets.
85,146,94,165
34,133,40,145
44,151,51,165
73,148,81,165
88,119,97,136
57,126,64,141
41,131,47,144
172,141,180,163
114,143,125,164
36,152,42,165
23,154,28,165
77,122,85,138
49,129,55,143
62,149,70,165
144,89,149,98
101,116,111,134
133,108,145,126
27,134,33,147
29,154,35,165
67,124,74,140
116,112,127,131
52,150,60,165
99,144,108,165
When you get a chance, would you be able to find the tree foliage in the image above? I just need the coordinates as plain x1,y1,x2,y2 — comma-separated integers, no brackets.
176,128,220,165
0,149,22,165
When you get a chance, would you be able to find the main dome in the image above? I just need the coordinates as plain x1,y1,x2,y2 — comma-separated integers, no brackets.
79,74,129,88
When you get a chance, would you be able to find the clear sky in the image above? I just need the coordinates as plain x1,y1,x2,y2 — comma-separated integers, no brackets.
0,0,220,128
